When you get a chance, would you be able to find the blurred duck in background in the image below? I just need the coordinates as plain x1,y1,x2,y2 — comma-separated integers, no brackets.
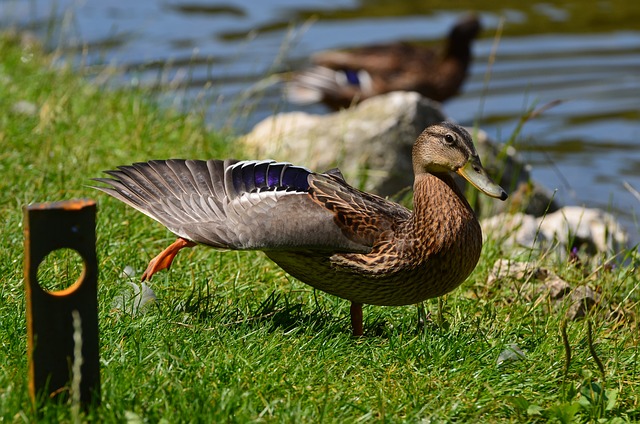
286,14,481,110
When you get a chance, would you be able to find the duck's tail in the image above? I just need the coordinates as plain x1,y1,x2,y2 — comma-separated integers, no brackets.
284,66,372,106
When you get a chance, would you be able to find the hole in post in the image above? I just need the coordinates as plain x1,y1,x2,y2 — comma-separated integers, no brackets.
36,248,85,293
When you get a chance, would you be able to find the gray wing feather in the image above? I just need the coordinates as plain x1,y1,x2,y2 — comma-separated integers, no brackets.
93,159,369,253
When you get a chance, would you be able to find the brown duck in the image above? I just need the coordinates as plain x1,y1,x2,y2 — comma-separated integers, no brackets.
93,122,506,336
286,15,482,110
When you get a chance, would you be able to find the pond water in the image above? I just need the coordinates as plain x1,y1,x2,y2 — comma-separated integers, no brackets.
2,0,639,244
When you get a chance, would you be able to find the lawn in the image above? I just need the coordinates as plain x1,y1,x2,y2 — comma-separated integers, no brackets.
0,32,638,422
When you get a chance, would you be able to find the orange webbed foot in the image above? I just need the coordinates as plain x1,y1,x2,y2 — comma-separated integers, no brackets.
141,237,196,281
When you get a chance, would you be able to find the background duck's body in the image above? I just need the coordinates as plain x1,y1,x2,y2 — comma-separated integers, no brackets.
94,122,506,335
286,15,481,109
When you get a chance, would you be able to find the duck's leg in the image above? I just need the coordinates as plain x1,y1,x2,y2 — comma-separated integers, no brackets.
141,237,196,281
350,301,363,337
416,302,427,332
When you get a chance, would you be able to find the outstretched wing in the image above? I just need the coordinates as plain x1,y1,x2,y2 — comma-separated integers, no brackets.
93,159,370,252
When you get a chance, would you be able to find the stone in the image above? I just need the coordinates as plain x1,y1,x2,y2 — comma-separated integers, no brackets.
482,206,629,255
537,206,628,253
486,259,596,321
486,259,548,285
565,285,598,320
481,213,545,251
247,92,628,256
543,275,572,299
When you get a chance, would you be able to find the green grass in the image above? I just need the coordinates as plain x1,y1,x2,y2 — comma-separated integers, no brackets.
1,32,639,422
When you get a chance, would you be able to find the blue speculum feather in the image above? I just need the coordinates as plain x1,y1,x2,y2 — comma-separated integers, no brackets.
281,165,311,190
344,69,360,86
253,162,269,186
242,163,256,190
267,163,285,187
231,161,312,194
231,165,244,193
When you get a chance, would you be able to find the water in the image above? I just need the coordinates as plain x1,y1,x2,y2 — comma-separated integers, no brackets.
2,0,639,243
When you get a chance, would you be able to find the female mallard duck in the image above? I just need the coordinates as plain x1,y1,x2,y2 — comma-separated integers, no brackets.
286,15,481,110
94,122,506,336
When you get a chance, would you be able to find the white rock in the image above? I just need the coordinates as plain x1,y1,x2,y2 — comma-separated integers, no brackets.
482,207,628,254
486,259,548,285
537,206,628,253
481,212,545,250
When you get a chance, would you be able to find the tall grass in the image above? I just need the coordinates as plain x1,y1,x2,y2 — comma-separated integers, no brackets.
0,32,639,422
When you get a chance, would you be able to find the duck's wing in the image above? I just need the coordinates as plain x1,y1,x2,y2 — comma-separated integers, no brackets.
309,173,412,247
93,159,369,253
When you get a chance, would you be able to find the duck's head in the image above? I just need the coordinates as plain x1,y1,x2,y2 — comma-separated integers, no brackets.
412,122,508,200
449,14,482,43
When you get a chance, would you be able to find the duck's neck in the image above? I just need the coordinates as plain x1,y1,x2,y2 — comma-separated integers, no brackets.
411,172,475,223
445,40,472,62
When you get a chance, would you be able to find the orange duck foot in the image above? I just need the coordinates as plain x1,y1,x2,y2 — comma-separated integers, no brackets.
141,237,196,281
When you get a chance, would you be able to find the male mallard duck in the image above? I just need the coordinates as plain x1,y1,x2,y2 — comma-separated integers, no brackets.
286,15,481,110
94,122,506,336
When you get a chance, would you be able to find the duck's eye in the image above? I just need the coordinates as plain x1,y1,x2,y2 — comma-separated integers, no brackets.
444,134,455,145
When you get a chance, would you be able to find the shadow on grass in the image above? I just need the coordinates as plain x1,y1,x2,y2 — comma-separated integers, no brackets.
175,284,453,339
177,289,349,336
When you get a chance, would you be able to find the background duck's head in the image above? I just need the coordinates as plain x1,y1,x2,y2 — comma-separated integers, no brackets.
412,122,508,200
449,14,482,44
